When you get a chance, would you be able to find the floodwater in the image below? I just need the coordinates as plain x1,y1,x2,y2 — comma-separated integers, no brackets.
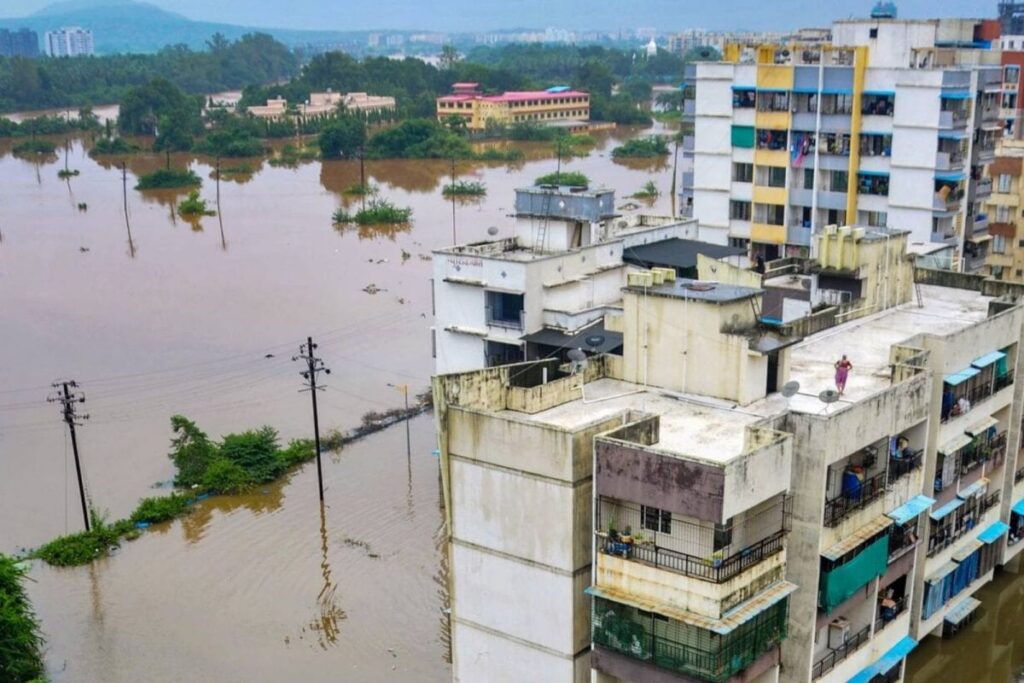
905,559,1024,683
0,124,677,681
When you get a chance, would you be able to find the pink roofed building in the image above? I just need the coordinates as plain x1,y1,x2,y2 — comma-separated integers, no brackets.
436,83,590,130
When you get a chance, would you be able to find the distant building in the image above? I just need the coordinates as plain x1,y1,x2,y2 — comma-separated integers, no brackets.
644,37,657,57
436,83,590,130
246,91,396,119
44,26,94,57
985,138,1024,280
0,28,39,58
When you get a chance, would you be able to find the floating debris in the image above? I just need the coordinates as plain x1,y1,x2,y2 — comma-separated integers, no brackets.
401,249,411,263
362,284,384,295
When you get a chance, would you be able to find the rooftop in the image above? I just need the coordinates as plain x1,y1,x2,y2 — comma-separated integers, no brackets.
438,89,589,103
622,238,745,271
502,376,763,464
764,284,993,413
626,278,763,304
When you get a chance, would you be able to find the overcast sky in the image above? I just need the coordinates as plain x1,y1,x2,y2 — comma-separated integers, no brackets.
3,0,996,32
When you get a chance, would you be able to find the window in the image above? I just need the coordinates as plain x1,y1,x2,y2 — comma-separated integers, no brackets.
997,205,1011,222
767,166,786,188
869,27,879,38
757,91,789,112
999,173,1013,193
1018,240,1024,248
732,162,754,183
802,168,815,189
755,203,786,225
733,89,756,108
862,211,887,227
729,237,749,249
756,129,787,150
994,235,1007,254
641,505,671,533
858,173,890,196
730,200,752,220
825,170,848,192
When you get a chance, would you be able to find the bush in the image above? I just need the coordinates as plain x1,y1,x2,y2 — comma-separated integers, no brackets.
343,183,377,196
168,415,217,487
508,122,559,141
473,147,524,161
177,190,215,217
334,199,413,225
631,180,660,199
612,136,669,158
90,137,141,156
442,180,487,197
278,439,316,468
534,171,589,187
130,494,192,525
318,116,366,158
12,139,56,156
34,512,129,567
192,129,265,157
135,169,201,190
201,458,252,494
0,554,46,682
219,426,284,484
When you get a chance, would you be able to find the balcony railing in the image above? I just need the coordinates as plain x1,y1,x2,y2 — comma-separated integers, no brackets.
981,491,1001,514
1015,465,1024,484
484,307,524,330
995,371,1015,393
597,528,788,584
888,525,920,561
875,596,908,633
888,450,923,485
823,470,888,528
812,625,871,679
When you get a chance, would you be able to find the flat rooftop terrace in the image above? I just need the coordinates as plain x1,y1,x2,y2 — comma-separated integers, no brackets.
499,377,761,465
777,284,993,413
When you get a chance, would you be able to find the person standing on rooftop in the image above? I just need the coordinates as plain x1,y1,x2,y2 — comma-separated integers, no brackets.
834,355,853,395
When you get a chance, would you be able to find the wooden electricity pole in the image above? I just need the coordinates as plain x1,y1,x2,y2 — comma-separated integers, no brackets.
294,337,330,502
48,381,90,532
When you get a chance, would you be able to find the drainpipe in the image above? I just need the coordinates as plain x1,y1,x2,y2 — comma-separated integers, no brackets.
809,50,825,259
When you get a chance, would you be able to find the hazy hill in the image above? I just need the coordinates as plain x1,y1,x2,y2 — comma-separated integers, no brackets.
0,0,363,54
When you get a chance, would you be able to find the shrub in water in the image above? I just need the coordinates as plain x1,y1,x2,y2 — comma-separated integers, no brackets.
0,554,46,682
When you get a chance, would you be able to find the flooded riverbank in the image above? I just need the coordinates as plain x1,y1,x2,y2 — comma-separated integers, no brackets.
0,124,676,680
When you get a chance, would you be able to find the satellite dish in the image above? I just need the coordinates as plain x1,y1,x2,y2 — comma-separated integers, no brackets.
567,347,587,375
818,389,840,413
585,334,606,349
487,226,499,236
780,381,800,398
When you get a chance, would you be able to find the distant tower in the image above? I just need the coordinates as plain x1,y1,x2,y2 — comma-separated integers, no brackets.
870,1,898,19
645,37,657,57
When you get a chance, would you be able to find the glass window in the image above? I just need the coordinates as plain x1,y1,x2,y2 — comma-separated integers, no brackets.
730,200,752,220
999,174,1013,193
641,505,671,533
732,162,754,182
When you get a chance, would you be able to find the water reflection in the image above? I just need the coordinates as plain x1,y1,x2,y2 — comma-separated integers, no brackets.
309,504,346,649
333,221,412,242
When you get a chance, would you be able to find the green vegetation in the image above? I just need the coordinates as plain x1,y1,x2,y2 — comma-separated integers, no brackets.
11,139,56,156
0,34,297,114
177,191,216,218
343,183,378,196
443,180,487,197
192,122,265,157
268,144,318,167
0,110,101,138
90,137,141,156
333,199,413,225
219,163,254,176
57,169,80,179
366,119,471,159
612,135,670,158
35,511,134,567
317,116,366,159
631,180,660,199
130,494,192,525
535,171,589,187
119,78,204,151
135,168,202,190
0,554,46,683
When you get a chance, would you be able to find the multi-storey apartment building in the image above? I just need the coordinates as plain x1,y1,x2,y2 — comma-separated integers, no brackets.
436,83,590,130
985,138,1024,280
44,26,94,57
681,17,1003,271
433,225,1024,683
0,28,39,58
430,185,744,374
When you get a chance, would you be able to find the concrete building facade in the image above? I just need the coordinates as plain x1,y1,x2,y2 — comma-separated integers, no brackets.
44,27,94,57
680,18,1002,272
246,91,396,119
984,138,1024,281
434,226,1024,683
0,28,39,58
436,83,590,130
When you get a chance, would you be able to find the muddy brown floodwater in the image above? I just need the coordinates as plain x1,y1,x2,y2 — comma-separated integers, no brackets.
0,124,678,681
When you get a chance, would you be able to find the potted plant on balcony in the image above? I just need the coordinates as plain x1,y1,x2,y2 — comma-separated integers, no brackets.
706,550,725,568
619,525,634,545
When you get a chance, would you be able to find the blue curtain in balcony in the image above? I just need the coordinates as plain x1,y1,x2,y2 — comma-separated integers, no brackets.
951,551,979,596
819,536,889,612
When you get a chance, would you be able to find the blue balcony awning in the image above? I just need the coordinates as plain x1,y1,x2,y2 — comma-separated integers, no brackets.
945,367,980,386
863,90,896,97
978,520,1010,544
756,87,789,93
848,636,918,683
859,170,890,177
941,91,971,100
1013,497,1024,516
731,85,756,91
938,131,969,140
861,130,891,137
888,495,936,525
972,350,1006,368
957,478,988,500
936,172,966,183
945,596,981,625
931,498,965,520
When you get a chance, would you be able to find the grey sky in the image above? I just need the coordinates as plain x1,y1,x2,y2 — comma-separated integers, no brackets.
3,0,996,32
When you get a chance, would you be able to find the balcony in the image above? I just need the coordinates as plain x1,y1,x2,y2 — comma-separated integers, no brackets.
935,150,966,171
974,178,993,198
1015,465,1024,484
485,306,524,330
824,470,887,528
875,596,908,633
939,109,970,129
592,595,789,683
888,450,923,485
812,624,871,679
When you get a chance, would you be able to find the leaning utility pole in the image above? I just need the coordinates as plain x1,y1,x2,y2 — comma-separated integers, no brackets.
48,380,90,532
294,337,330,502
121,162,135,257
450,157,457,245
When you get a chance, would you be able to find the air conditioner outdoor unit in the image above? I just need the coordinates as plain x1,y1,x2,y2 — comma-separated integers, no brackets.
828,617,851,649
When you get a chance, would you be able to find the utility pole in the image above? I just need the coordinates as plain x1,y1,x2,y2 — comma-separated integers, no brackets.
216,155,226,250
121,162,135,257
388,383,411,458
294,337,330,502
48,381,90,532
359,147,367,211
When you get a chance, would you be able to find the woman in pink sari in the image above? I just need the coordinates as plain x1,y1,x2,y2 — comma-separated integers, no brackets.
834,355,853,395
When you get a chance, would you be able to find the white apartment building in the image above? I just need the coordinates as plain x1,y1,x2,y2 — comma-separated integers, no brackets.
433,226,1024,683
44,26,94,57
681,18,1003,271
431,185,715,375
